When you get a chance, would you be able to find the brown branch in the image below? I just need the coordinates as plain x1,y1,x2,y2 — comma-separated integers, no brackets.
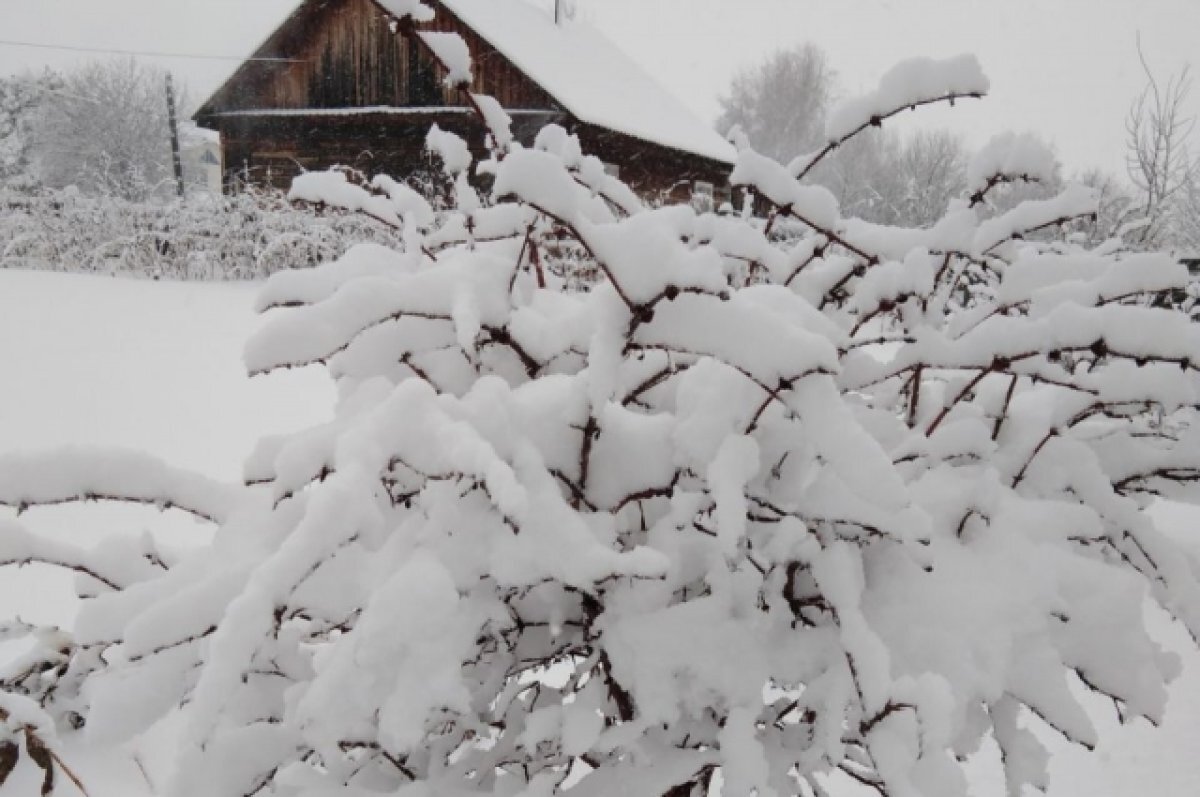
968,172,1044,208
837,761,887,796
551,468,595,512
818,256,883,310
4,493,222,525
627,344,834,421
577,416,599,508
980,211,1100,256
481,325,542,377
47,748,91,797
860,701,916,736
126,624,218,663
794,91,985,182
1011,429,1057,488
783,243,826,288
611,471,682,513
1019,697,1097,752
1114,466,1200,494
622,362,691,406
0,556,121,592
515,199,637,311
926,353,1038,436
906,365,923,428
338,741,416,780
992,374,1019,440
249,309,453,377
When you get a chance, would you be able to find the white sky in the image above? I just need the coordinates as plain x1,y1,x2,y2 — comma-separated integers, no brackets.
1,0,1197,177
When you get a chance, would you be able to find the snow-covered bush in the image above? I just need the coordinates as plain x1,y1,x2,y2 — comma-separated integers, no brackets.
0,185,408,280
3,10,1200,797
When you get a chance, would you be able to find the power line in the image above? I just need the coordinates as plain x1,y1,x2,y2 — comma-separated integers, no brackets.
0,38,303,63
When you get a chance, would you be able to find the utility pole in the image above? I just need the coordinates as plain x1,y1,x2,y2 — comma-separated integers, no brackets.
165,73,185,197
555,0,575,25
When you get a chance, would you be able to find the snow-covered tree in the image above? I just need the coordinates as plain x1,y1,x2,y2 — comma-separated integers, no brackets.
718,44,835,162
719,44,972,228
820,128,969,228
3,9,1200,797
1067,167,1137,247
0,69,61,192
31,58,186,202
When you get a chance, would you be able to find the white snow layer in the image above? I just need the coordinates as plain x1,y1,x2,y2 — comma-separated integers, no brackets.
374,0,435,23
824,54,990,143
416,30,473,87
967,132,1059,199
436,0,736,163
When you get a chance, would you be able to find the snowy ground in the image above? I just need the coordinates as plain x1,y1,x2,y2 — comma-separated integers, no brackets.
0,268,1197,795
0,270,333,794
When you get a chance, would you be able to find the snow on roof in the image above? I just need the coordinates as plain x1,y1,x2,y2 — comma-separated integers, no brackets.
209,106,556,118
181,123,221,144
437,0,736,164
376,0,435,22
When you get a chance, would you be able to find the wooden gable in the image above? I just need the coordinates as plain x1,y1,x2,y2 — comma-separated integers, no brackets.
197,0,558,119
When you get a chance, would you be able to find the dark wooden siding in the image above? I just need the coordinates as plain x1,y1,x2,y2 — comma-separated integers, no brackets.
200,0,558,114
215,109,565,190
574,123,731,197
217,111,462,190
209,0,439,109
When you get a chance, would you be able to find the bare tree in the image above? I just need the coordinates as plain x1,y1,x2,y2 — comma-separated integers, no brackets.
893,128,969,223
1067,167,1137,245
718,43,969,228
826,128,968,227
1177,166,1200,252
717,43,834,162
32,58,186,202
1125,38,1199,249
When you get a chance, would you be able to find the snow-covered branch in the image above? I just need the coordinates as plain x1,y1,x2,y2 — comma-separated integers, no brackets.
789,55,988,182
0,448,240,524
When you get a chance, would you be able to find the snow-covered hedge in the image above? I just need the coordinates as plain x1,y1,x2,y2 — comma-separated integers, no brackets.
0,183,408,280
3,15,1200,797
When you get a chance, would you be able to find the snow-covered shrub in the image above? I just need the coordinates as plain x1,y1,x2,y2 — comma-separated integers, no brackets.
0,186,408,280
3,12,1200,797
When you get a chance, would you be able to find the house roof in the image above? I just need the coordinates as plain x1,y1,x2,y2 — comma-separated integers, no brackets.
435,0,735,164
196,0,735,166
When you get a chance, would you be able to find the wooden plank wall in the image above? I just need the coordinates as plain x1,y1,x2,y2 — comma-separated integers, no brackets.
216,109,567,190
575,124,733,196
230,0,429,109
218,111,474,189
207,0,559,112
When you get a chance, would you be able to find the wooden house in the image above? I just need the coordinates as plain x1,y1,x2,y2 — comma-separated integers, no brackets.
194,0,735,198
